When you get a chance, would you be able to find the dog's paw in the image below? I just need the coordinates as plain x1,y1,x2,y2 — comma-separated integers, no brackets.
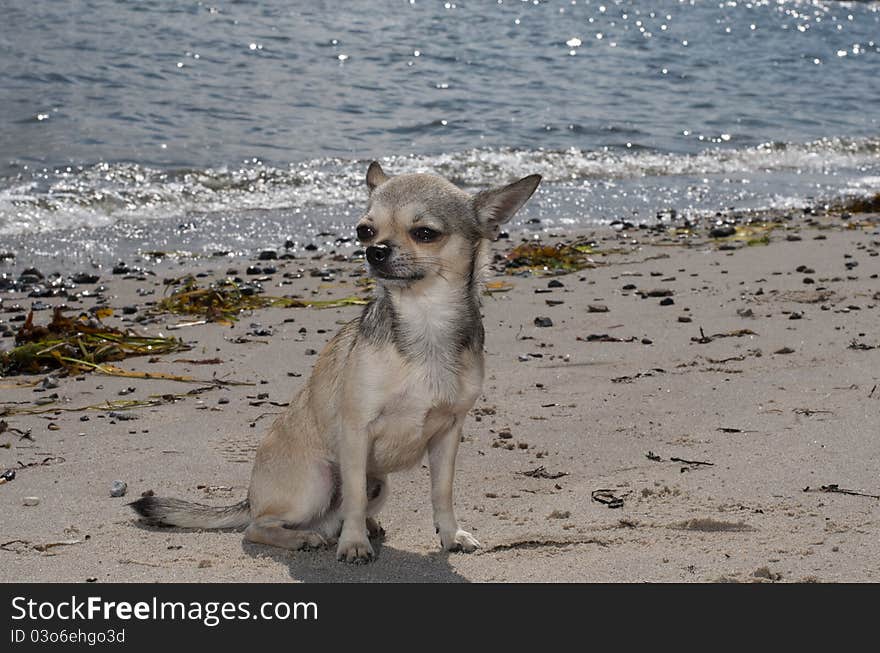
440,529,481,553
336,538,375,564
302,532,329,549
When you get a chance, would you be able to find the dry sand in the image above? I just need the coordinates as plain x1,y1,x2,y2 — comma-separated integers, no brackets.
1,211,879,583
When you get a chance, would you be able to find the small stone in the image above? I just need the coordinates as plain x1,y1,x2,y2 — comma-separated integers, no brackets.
643,288,673,298
659,297,675,306
110,481,128,497
709,226,736,238
678,315,692,323
23,496,40,506
547,510,570,519
547,279,564,288
122,305,138,315
802,277,815,285
305,348,318,356
737,308,754,318
587,304,609,313
534,317,553,327
774,347,795,355
258,250,278,260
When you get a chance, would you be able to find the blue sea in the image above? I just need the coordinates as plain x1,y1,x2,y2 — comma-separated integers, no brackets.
1,0,878,265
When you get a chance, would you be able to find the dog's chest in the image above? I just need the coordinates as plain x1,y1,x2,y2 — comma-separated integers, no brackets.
366,353,482,474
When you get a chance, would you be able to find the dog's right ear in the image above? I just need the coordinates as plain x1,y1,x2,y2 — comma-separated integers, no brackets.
473,174,542,239
366,161,390,193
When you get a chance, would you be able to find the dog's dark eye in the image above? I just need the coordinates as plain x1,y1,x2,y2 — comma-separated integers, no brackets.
356,224,375,242
412,227,441,243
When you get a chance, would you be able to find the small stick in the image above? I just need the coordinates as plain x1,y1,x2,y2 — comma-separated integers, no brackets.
804,484,880,500
670,457,714,466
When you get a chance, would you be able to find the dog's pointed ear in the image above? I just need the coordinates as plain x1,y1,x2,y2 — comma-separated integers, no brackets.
473,174,542,238
366,161,390,193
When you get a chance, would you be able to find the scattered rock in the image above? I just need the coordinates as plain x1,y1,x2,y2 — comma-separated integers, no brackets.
534,317,553,327
752,566,782,581
587,304,609,313
110,481,128,498
709,225,737,238
23,496,40,507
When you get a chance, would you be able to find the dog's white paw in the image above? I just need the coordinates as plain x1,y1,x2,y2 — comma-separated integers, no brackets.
336,537,375,564
440,529,481,553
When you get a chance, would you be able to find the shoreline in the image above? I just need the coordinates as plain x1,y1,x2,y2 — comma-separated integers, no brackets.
1,207,879,582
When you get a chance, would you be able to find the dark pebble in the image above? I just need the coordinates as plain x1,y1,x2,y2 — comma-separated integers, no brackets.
709,226,737,238
548,279,564,288
71,273,99,284
246,266,262,275
587,304,609,313
534,317,553,328
678,316,692,323
122,305,138,315
305,348,318,355
802,277,815,284
643,289,673,298
304,244,318,251
659,297,675,306
258,250,278,260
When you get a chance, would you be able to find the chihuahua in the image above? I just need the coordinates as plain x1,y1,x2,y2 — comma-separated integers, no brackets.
131,162,541,563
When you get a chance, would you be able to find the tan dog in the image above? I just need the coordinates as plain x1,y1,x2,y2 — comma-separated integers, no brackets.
131,162,541,563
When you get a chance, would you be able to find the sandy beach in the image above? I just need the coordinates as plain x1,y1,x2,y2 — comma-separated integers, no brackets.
1,208,878,583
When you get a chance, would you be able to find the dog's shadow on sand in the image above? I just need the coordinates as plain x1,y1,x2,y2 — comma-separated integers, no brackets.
241,537,471,583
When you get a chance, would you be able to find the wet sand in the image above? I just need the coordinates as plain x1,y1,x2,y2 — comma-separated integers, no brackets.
1,209,879,582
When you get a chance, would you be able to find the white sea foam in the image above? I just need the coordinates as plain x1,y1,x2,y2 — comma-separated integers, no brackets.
1,137,878,236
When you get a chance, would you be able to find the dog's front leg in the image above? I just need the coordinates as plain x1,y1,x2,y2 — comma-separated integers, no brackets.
336,425,374,563
428,418,481,553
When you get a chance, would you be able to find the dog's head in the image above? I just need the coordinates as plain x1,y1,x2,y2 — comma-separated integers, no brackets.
356,162,541,287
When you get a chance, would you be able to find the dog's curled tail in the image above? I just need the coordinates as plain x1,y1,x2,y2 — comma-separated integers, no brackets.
129,496,251,529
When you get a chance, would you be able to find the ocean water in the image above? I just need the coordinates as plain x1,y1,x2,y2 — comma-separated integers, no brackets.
1,0,878,265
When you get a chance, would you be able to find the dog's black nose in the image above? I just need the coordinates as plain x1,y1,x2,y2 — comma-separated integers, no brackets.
366,244,390,266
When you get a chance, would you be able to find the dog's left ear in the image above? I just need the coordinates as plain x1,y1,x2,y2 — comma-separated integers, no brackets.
366,161,390,193
473,174,542,238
